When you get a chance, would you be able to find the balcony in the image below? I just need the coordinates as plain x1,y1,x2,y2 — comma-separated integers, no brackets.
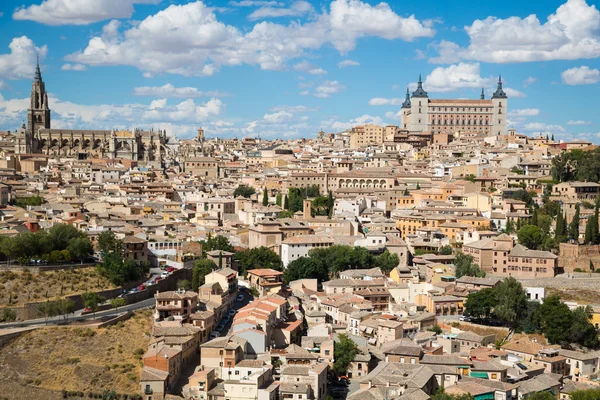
144,387,153,395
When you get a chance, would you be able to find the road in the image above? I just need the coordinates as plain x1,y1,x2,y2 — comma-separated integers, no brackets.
0,297,156,329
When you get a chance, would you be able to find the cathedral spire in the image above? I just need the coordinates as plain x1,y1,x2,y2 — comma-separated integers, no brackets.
35,54,42,83
492,74,507,99
480,88,485,100
412,74,428,98
401,87,411,108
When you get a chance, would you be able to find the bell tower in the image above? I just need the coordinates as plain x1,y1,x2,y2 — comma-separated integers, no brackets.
27,57,51,135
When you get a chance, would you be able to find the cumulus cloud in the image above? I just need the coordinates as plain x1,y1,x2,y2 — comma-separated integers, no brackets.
421,62,494,92
270,105,318,112
230,1,283,6
133,84,229,98
0,36,48,81
293,60,327,75
248,1,313,20
314,80,345,98
508,108,540,117
61,63,86,71
567,120,592,125
368,98,403,106
65,0,434,76
430,0,600,64
325,114,385,131
524,122,566,132
523,76,536,87
561,66,600,85
338,59,360,68
13,0,160,25
504,88,526,98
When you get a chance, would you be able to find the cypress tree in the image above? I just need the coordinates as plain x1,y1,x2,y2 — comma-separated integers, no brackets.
283,195,289,210
327,191,334,218
516,217,522,231
276,193,282,206
416,182,421,190
531,208,539,227
506,218,513,233
262,190,268,206
218,251,223,269
569,204,581,242
555,212,563,241
594,201,600,244
585,217,594,244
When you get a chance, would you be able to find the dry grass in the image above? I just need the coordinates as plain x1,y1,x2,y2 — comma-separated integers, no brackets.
547,287,600,304
0,267,115,307
0,309,153,399
455,322,510,341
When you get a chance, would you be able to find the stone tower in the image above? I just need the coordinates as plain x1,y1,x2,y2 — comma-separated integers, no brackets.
410,74,429,133
491,75,508,137
401,87,411,129
27,58,51,136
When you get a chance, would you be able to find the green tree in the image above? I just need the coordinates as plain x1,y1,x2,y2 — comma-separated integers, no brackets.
571,389,600,400
177,279,192,290
505,218,514,233
201,234,234,254
569,204,581,241
375,250,400,273
96,252,146,286
527,392,555,400
234,185,256,198
262,189,269,206
37,300,59,324
555,212,566,242
276,193,282,206
464,288,497,320
531,208,539,226
517,225,543,250
0,308,17,322
82,292,105,319
192,259,217,291
333,334,358,377
284,257,328,284
535,295,573,345
570,305,599,348
56,298,75,322
98,231,123,254
235,247,282,276
218,251,223,269
47,224,83,251
428,324,442,334
67,237,93,263
327,191,335,218
454,252,486,278
283,195,289,210
494,277,528,329
438,245,453,255
110,297,126,312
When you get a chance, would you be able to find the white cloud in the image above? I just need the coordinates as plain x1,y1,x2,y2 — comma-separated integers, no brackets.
325,114,385,131
314,80,345,98
263,110,293,123
61,63,87,71
293,60,327,75
422,62,494,92
270,105,318,112
133,84,229,98
248,1,313,20
230,1,283,6
523,76,536,87
561,66,600,85
508,108,540,117
504,88,526,98
368,97,403,106
430,0,600,64
0,36,48,81
13,0,160,25
567,120,592,125
338,59,360,68
524,122,566,132
66,0,434,76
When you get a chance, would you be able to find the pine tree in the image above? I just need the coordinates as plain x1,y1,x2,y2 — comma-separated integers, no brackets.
569,204,581,242
262,190,268,206
551,133,555,141
531,208,538,227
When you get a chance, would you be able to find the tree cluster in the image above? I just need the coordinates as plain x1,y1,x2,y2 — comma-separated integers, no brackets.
465,279,599,348
453,252,485,278
551,148,600,183
37,298,75,322
192,258,217,292
233,185,256,198
0,224,93,265
200,234,235,255
283,245,399,283
235,246,282,276
95,251,148,286
285,186,321,213
13,195,44,208
333,334,358,377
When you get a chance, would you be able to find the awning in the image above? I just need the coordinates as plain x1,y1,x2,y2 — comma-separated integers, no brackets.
368,338,377,345
366,327,374,334
470,371,489,379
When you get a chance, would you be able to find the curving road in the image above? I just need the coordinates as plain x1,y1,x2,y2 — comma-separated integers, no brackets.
0,298,156,329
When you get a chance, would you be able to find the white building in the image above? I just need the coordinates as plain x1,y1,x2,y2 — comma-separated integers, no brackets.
280,235,334,267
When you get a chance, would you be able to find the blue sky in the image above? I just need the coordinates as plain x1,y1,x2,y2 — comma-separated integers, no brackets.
0,0,599,141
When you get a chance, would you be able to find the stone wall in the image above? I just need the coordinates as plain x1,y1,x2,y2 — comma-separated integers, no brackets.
559,243,600,272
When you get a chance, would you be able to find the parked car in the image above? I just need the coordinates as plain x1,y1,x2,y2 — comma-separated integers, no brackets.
154,276,162,283
228,309,237,317
137,284,146,291
236,294,244,302
166,267,175,273
209,331,220,339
